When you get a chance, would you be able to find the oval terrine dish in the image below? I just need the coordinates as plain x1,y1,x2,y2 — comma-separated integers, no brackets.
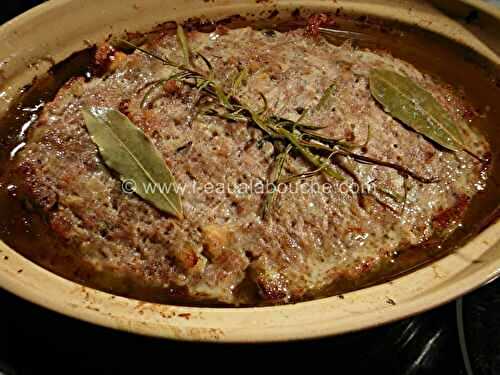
0,0,498,342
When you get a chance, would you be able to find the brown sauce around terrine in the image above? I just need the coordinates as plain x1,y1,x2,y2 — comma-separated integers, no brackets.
0,14,498,306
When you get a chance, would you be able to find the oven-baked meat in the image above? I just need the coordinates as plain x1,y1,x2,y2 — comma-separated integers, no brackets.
9,25,489,305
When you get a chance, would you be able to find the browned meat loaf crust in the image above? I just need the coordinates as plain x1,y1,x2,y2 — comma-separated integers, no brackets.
11,25,489,305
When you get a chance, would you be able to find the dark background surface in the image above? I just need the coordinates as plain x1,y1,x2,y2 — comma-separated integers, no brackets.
2,281,499,375
1,2,499,374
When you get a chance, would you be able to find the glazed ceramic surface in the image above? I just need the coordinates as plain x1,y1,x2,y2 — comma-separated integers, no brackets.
0,0,498,342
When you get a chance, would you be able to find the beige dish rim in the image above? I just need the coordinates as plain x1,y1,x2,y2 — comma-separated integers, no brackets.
0,0,499,343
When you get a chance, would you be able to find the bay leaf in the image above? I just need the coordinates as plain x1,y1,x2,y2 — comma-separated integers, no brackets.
82,107,183,219
369,68,465,152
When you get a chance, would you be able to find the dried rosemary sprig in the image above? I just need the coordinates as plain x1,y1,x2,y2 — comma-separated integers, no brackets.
316,83,336,111
121,26,438,217
176,24,192,67
261,144,292,217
